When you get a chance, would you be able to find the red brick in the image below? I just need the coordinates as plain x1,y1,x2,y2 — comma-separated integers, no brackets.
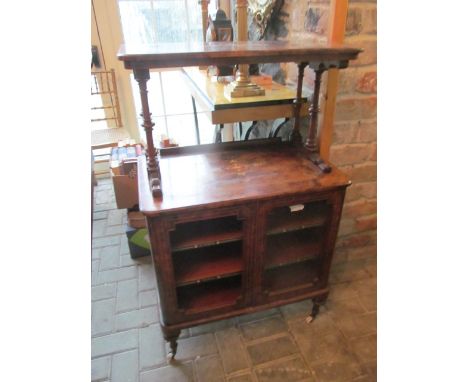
338,218,356,237
330,143,373,166
347,244,377,261
332,122,355,144
355,120,377,143
343,199,377,219
335,96,377,122
346,5,377,36
350,162,377,182
345,38,377,66
356,214,377,231
356,71,377,93
345,181,377,202
369,143,377,161
336,230,377,249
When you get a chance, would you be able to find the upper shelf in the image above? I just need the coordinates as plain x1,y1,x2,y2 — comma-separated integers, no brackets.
118,41,362,70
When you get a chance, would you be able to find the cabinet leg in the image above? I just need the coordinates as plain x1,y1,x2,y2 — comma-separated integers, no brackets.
162,326,181,361
306,295,327,324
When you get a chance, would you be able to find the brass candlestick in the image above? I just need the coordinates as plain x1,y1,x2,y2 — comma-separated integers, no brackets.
224,0,265,99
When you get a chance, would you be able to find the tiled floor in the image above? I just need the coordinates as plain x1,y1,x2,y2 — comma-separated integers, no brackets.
92,178,377,382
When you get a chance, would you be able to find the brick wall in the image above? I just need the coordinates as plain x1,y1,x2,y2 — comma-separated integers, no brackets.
264,0,377,281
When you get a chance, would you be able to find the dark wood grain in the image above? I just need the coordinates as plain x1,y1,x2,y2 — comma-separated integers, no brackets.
138,141,350,215
265,228,323,268
170,216,243,251
173,242,243,286
118,41,361,69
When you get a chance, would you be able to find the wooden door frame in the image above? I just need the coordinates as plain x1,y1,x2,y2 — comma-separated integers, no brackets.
319,0,349,160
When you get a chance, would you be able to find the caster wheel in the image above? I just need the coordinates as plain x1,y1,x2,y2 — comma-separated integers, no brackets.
167,352,176,362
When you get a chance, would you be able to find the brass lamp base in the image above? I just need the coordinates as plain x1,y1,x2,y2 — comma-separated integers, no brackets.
224,80,265,99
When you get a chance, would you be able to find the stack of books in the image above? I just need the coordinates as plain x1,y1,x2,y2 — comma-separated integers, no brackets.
110,142,144,176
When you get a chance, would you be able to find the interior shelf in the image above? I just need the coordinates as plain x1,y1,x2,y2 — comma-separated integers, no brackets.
173,242,243,286
265,228,323,269
264,260,320,295
171,216,243,252
267,201,329,235
177,276,241,312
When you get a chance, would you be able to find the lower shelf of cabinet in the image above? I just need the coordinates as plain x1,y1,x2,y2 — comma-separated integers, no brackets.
177,276,241,313
264,260,321,296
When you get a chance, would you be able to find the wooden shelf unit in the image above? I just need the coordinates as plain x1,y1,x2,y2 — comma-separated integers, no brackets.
118,40,360,359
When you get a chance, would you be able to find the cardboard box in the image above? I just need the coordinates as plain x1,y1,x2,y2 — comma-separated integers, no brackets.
112,171,138,209
125,225,151,259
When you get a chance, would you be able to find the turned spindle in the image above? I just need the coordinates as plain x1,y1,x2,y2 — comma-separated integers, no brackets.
305,66,331,173
291,62,307,145
134,68,162,197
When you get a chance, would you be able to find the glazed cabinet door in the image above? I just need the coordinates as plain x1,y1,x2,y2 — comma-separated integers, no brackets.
256,190,346,304
147,204,256,325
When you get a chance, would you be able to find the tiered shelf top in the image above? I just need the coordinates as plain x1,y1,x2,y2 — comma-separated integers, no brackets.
118,41,361,69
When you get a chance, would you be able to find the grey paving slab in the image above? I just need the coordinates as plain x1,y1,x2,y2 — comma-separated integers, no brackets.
115,307,158,332
246,335,299,366
93,220,108,238
111,350,139,382
92,298,115,336
93,211,108,221
350,334,377,363
97,266,137,285
329,281,360,301
333,312,376,340
190,318,236,336
92,329,138,358
139,324,167,370
168,333,218,361
227,373,255,382
99,246,121,271
195,354,225,382
120,254,140,267
288,312,337,340
138,264,157,292
140,361,194,382
311,357,365,382
139,289,158,308
254,356,314,382
119,235,130,255
107,210,125,226
240,316,288,342
359,292,377,312
350,277,377,296
215,327,250,374
93,235,121,249
293,331,351,365
91,356,111,381
92,283,117,301
116,279,139,313
280,300,311,321
237,308,279,324
106,224,125,236
325,296,367,319
92,260,100,273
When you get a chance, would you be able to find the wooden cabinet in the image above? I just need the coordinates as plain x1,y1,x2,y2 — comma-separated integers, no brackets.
118,41,360,359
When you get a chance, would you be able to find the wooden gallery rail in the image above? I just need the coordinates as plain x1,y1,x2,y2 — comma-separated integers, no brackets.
118,41,361,359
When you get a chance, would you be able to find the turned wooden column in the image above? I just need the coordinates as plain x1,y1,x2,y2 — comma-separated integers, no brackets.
199,0,210,39
291,62,307,145
133,68,162,197
305,65,331,173
224,0,264,98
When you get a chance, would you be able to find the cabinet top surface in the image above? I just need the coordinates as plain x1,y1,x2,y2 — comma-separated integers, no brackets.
138,142,350,215
118,41,361,69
